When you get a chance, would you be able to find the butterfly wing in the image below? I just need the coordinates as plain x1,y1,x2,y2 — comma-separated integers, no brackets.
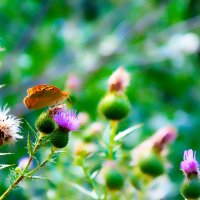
24,84,69,109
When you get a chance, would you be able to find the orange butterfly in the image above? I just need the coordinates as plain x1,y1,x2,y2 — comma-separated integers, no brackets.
23,84,70,109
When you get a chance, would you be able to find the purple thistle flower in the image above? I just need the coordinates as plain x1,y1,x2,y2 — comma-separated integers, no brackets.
180,149,199,177
53,110,80,132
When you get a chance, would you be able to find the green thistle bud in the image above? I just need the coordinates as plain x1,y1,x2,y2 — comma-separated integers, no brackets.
50,128,69,148
36,112,56,134
181,178,200,199
105,169,124,190
138,151,165,177
98,93,131,121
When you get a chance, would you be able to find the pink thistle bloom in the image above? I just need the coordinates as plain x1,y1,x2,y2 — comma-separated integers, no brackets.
53,110,80,132
108,67,130,93
152,126,177,151
180,149,199,177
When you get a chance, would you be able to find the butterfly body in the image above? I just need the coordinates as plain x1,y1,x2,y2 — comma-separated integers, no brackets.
23,84,69,109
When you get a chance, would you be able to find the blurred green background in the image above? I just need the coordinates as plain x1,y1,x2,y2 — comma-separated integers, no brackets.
0,0,200,199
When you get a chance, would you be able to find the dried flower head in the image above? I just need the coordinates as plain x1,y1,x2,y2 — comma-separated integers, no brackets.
180,149,199,177
53,109,80,132
108,67,130,93
0,107,22,145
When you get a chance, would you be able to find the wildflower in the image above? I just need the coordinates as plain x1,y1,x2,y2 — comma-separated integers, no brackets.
152,126,177,152
108,67,130,93
180,150,200,199
50,108,80,148
0,107,22,145
53,109,80,132
133,126,176,157
180,149,199,177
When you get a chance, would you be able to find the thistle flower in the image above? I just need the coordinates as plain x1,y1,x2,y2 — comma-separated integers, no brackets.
53,109,80,132
152,126,177,152
180,149,199,177
132,126,177,164
108,67,130,93
0,107,22,145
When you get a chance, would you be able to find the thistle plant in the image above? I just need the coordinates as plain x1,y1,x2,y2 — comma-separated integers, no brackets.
180,149,200,199
0,104,80,200
0,67,198,200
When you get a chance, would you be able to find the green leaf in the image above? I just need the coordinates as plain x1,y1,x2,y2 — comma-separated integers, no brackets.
0,84,5,89
25,175,50,180
0,152,14,156
24,120,38,136
114,123,143,142
0,164,14,170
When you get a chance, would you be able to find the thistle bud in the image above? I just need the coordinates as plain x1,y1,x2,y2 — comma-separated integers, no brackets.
98,93,131,121
35,112,56,135
105,169,124,190
50,128,69,148
138,151,165,177
181,178,200,199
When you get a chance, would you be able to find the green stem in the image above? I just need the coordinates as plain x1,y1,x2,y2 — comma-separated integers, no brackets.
27,146,56,176
0,136,44,200
108,121,118,160
80,160,100,200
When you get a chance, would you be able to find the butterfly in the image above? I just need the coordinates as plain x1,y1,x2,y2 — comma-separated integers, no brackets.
23,84,70,109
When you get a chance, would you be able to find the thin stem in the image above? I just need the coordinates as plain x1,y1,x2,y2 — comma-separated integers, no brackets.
108,121,118,160
0,136,44,200
27,146,56,176
80,159,100,200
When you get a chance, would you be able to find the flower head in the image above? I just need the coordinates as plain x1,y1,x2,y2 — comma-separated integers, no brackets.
108,67,130,93
152,126,177,151
180,149,199,177
53,109,80,132
0,107,22,145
